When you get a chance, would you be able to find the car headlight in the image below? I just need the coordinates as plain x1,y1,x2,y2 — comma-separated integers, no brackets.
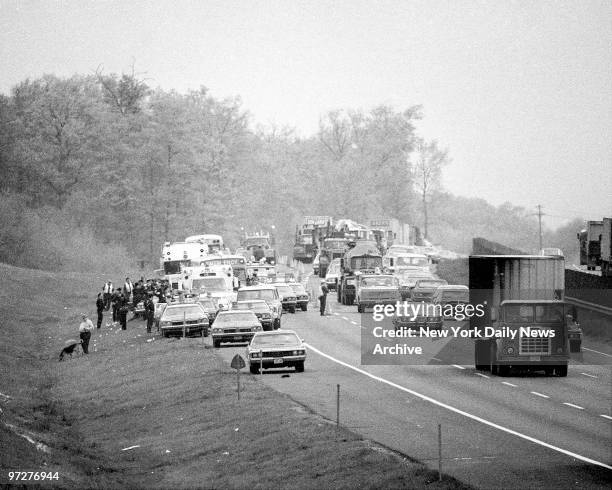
212,327,222,334
297,349,305,355
254,324,262,331
251,352,261,358
160,321,171,327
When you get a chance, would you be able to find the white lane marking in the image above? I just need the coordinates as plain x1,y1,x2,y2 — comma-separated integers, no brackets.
580,373,598,379
530,392,550,399
333,312,339,316
452,364,466,370
305,342,612,471
431,357,442,362
582,347,612,358
351,321,358,325
342,316,349,321
501,382,517,387
475,373,490,379
600,415,612,421
563,402,584,410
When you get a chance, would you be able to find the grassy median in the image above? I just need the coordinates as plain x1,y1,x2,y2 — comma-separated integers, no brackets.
0,263,471,489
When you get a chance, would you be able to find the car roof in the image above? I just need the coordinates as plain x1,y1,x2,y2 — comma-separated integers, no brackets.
252,329,299,337
238,285,276,290
436,285,468,290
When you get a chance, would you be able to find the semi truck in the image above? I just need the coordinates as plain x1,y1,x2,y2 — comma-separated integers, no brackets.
293,216,333,263
470,254,581,377
578,220,603,270
337,241,383,305
601,217,612,278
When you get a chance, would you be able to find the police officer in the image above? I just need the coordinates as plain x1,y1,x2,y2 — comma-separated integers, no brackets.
144,293,155,333
96,292,105,329
319,280,329,316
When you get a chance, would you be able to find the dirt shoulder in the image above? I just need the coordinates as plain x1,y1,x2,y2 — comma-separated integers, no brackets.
0,264,470,489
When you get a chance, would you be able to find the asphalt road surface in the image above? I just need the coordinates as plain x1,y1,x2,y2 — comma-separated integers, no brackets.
212,270,612,489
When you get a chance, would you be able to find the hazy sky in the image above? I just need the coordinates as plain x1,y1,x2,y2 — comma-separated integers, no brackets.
1,0,610,228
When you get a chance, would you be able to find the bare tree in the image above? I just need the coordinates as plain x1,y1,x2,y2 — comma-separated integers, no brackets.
411,138,449,239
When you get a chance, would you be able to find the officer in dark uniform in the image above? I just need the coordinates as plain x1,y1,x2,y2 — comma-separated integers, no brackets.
96,292,105,328
119,295,128,330
112,288,123,323
145,293,155,333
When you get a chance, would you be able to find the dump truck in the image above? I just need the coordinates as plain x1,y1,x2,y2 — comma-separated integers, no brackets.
470,254,581,377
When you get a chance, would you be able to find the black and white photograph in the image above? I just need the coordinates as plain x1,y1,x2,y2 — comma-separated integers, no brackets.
0,1,610,488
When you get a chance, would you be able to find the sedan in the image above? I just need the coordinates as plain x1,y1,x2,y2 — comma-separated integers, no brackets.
288,282,309,311
246,330,306,374
158,303,209,338
211,310,262,348
234,300,274,331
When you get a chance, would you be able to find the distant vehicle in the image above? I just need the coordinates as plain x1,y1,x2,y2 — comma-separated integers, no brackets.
383,252,429,273
184,234,224,253
211,310,262,348
431,285,469,319
236,285,282,329
337,241,383,305
190,275,235,310
387,244,419,255
577,221,603,270
158,303,209,338
234,300,274,331
393,269,436,299
288,282,309,311
246,330,306,374
324,258,341,291
540,248,564,257
272,283,298,313
411,279,448,302
354,274,401,313
196,297,219,324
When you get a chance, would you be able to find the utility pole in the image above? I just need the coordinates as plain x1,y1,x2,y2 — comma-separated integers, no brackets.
536,204,543,251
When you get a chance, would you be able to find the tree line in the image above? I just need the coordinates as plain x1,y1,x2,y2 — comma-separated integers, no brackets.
0,71,577,272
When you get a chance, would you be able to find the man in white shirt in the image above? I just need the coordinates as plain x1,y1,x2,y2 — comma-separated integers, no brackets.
79,314,94,354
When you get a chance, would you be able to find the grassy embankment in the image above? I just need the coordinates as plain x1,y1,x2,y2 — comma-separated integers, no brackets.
0,263,470,489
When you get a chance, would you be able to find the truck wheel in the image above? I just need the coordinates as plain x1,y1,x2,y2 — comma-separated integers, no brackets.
497,365,509,376
347,295,354,306
274,319,280,330
213,339,221,348
295,361,304,373
555,365,568,377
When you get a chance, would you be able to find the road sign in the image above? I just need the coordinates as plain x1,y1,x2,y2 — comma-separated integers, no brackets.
231,354,246,370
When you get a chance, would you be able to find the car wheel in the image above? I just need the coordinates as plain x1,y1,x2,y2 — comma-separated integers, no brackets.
274,319,280,330
357,303,363,313
295,361,304,373
555,365,568,377
213,339,221,348
301,304,307,312
249,364,259,374
289,306,296,313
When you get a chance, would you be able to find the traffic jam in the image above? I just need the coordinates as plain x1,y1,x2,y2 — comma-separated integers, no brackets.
148,215,583,378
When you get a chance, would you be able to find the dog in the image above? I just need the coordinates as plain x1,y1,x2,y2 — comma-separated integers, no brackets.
59,340,82,362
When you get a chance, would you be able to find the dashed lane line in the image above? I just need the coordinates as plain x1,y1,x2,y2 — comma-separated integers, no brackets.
563,402,585,410
342,316,349,321
304,342,612,470
582,347,612,358
350,321,358,325
580,373,598,379
531,391,550,399
452,364,466,370
501,382,517,387
475,373,490,379
601,415,612,421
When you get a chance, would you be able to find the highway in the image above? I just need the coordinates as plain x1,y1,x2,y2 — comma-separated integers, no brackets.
212,270,612,489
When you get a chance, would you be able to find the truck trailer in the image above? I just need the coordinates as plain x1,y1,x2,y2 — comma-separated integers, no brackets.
469,254,580,377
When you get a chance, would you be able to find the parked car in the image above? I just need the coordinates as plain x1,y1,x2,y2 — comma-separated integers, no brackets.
288,282,309,311
196,297,219,324
211,310,262,348
246,330,306,374
410,279,448,302
158,303,209,338
234,300,274,331
236,285,282,329
272,283,298,313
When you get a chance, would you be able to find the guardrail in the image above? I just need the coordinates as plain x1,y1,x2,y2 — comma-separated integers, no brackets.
565,296,612,317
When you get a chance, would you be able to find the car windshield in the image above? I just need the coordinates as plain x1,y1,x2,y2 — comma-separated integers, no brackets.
239,289,275,301
535,305,565,322
417,280,446,288
215,312,257,323
290,284,306,294
198,299,216,309
251,333,300,347
361,276,396,287
275,285,294,295
441,290,469,301
192,277,227,291
162,305,204,320
351,257,381,269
